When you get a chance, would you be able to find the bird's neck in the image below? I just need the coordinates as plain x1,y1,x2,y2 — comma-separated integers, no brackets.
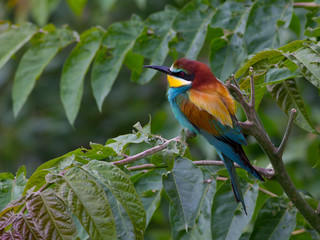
167,85,191,101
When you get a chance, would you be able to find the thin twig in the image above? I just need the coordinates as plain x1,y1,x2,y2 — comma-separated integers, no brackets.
316,201,320,215
127,164,166,171
193,160,274,179
216,177,278,197
255,185,277,197
276,108,297,157
294,2,320,8
249,67,255,108
128,160,274,179
231,74,241,90
291,229,306,235
113,136,181,166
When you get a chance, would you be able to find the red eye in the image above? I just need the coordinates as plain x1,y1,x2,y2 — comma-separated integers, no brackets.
178,71,185,77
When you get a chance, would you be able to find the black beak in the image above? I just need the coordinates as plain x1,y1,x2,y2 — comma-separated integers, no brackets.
143,65,172,75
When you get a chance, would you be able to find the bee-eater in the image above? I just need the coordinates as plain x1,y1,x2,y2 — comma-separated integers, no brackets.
144,58,264,214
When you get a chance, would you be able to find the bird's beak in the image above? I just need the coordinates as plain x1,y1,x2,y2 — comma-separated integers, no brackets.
144,65,191,88
143,65,172,75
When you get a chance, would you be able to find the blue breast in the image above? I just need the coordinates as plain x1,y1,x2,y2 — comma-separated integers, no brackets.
167,86,199,134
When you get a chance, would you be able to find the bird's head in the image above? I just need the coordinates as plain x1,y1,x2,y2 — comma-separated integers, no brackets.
144,58,216,89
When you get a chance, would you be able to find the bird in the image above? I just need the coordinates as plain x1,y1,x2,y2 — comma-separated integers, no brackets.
144,58,264,214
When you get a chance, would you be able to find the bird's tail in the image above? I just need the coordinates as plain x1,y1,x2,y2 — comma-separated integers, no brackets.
221,154,247,215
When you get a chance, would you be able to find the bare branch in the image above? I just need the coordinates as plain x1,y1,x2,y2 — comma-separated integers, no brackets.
294,2,320,8
276,108,297,157
249,67,255,108
231,74,241,90
226,82,251,119
291,229,306,236
193,160,274,179
256,185,277,197
316,201,320,215
127,160,274,180
127,164,165,171
113,136,181,166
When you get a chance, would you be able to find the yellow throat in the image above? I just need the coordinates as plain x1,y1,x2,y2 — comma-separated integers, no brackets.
167,75,191,88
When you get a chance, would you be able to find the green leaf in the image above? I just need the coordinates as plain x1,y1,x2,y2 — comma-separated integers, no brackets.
13,26,76,117
0,167,28,211
245,0,293,54
210,1,249,81
235,50,284,79
249,198,297,240
84,161,146,240
132,7,177,84
60,27,103,125
134,169,165,226
66,0,88,16
286,47,320,89
211,179,259,240
268,79,319,134
173,0,214,60
263,68,302,86
170,169,216,240
26,190,76,239
0,22,37,69
52,166,116,240
162,157,203,230
31,0,49,26
91,16,144,110
105,120,152,155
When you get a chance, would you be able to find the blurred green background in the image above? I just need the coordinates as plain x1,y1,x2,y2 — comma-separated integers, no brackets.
0,1,320,239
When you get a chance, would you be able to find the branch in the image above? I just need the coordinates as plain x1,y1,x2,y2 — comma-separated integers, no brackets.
316,201,320,215
276,108,297,157
294,2,320,8
193,160,274,179
113,136,181,166
249,67,255,108
127,160,274,179
226,69,320,233
215,176,277,197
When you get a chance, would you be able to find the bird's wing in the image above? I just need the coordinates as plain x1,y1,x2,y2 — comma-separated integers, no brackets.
176,89,247,146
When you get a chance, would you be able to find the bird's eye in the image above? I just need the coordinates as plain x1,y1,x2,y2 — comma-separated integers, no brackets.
178,71,185,77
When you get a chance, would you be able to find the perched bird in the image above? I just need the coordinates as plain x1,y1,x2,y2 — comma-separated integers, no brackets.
144,58,264,214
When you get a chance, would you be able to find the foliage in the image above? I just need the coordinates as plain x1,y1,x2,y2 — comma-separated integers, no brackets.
0,0,320,239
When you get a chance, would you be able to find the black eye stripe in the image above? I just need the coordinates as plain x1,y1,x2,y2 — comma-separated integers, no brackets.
173,71,194,81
